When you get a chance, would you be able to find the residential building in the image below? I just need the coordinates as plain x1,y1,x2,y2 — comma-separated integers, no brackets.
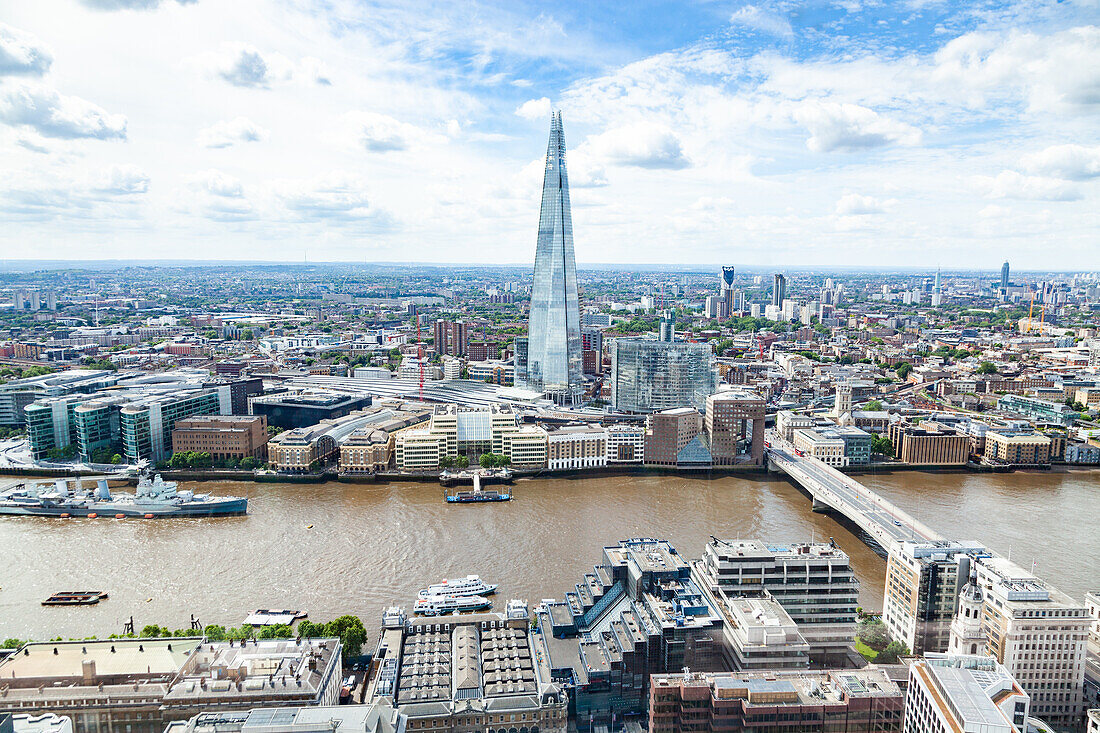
695,539,860,666
772,273,786,308
433,320,468,357
364,603,567,733
466,360,513,386
605,423,645,463
904,654,1034,733
609,338,717,413
517,111,583,405
546,424,607,470
171,415,268,461
705,389,765,466
644,407,707,467
648,667,903,733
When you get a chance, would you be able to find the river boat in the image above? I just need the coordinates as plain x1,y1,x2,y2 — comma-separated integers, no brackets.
43,591,108,606
417,575,497,599
414,594,493,616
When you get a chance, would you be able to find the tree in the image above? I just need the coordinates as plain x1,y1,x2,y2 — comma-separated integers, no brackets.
856,617,890,651
871,436,893,457
203,625,227,640
976,361,997,375
258,624,295,639
895,362,912,380
864,400,883,412
240,456,258,470
455,454,469,469
875,640,910,664
110,454,122,464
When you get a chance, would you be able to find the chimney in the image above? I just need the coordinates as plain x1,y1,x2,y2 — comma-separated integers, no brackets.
82,659,97,685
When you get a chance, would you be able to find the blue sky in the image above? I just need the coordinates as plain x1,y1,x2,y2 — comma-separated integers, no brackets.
0,0,1098,268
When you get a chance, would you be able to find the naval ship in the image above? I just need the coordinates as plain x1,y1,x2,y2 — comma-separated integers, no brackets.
0,475,248,517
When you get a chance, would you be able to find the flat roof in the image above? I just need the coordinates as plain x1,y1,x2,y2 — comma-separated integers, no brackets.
0,638,200,680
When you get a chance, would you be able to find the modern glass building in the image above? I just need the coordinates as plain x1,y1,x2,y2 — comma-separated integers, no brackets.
121,390,221,462
609,337,718,413
518,111,582,404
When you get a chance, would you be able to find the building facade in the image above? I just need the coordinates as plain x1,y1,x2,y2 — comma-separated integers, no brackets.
610,338,718,413
705,390,765,466
171,415,268,460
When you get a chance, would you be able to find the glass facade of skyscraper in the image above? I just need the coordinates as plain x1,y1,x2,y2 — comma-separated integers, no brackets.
609,338,718,413
520,111,582,404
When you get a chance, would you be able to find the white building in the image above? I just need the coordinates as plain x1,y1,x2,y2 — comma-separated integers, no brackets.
546,424,608,470
904,654,1033,733
605,423,644,463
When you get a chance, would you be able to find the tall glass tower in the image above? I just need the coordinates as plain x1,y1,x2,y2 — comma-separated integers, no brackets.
522,110,582,404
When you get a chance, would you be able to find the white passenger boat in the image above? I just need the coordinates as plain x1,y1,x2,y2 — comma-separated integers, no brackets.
417,575,497,599
414,594,493,616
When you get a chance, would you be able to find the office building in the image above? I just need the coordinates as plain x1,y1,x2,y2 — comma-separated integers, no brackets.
518,111,583,404
704,389,765,466
0,637,342,733
0,370,120,427
649,668,904,733
644,407,706,467
605,423,645,463
971,556,1089,730
887,421,970,465
1002,261,1011,289
250,392,373,429
771,273,786,308
534,539,725,725
0,714,72,733
791,427,847,466
364,603,567,733
883,540,988,656
121,390,223,462
609,338,717,413
171,415,268,461
905,654,1034,733
546,424,608,470
433,320,468,357
695,539,860,665
165,704,405,733
997,394,1077,427
983,431,1052,466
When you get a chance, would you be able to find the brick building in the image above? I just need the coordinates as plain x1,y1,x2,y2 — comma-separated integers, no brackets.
171,415,268,460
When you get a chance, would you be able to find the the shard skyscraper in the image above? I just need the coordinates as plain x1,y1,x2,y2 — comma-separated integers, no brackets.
518,110,582,404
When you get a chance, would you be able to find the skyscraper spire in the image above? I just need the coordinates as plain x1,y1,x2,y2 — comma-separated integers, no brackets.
518,110,582,404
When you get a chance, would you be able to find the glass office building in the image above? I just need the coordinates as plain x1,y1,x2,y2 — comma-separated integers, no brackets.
609,338,718,413
519,111,582,404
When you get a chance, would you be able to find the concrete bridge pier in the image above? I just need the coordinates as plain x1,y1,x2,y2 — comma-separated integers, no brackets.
811,495,833,513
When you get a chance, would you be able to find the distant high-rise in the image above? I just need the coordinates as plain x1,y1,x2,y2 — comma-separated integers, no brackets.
720,266,735,317
1000,261,1010,289
519,111,582,404
772,273,786,308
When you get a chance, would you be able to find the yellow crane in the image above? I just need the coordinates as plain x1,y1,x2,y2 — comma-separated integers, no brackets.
1025,292,1035,333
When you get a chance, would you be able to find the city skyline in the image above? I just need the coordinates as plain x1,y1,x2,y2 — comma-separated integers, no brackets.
1,1,1098,268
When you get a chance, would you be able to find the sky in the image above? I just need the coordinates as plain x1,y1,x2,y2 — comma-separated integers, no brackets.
0,0,1098,269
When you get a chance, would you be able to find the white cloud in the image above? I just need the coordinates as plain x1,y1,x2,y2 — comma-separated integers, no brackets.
80,0,197,9
835,193,891,215
0,82,126,139
93,164,149,194
274,171,390,226
212,43,270,88
182,169,253,221
0,23,52,76
196,117,268,148
730,5,794,40
977,170,1081,201
337,111,432,152
515,97,552,120
794,102,921,152
1019,144,1100,181
580,122,690,169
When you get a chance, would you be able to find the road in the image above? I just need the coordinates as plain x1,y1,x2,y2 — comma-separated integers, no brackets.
766,430,941,552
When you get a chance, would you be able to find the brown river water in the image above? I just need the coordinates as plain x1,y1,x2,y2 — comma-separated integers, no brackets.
1,469,1096,641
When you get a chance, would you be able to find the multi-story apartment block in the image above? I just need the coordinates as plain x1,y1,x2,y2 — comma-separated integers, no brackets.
695,538,860,665
432,319,468,357
705,389,765,466
546,425,607,470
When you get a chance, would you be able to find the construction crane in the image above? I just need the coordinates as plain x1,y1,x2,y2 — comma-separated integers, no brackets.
1025,292,1035,333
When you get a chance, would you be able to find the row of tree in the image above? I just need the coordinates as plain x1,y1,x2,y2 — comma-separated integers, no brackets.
166,451,261,470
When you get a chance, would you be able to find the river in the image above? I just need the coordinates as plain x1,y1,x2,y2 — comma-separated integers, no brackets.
0,469,1095,641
